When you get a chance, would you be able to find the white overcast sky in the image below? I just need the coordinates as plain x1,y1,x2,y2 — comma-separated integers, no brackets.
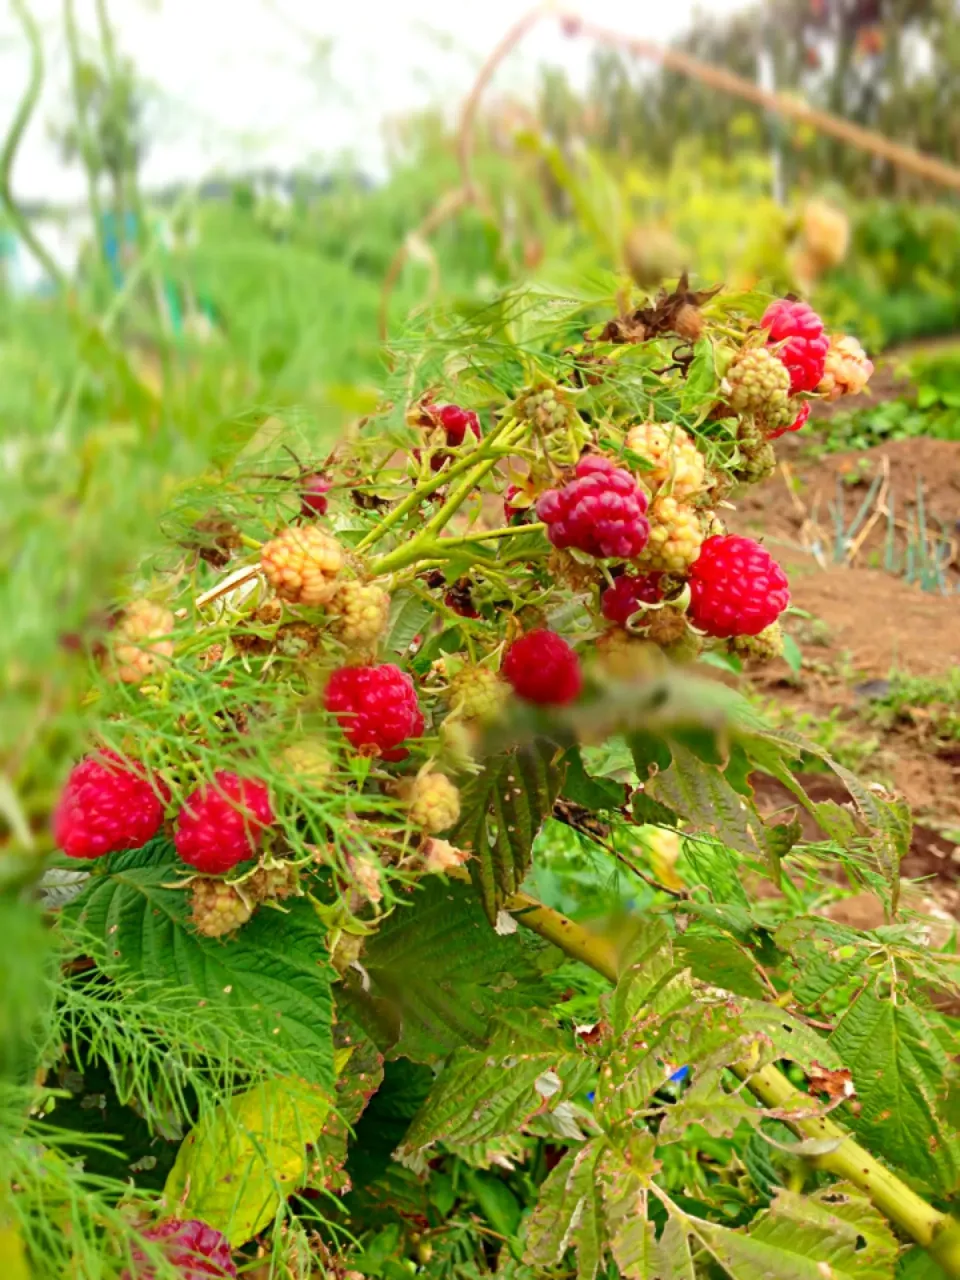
1,0,749,203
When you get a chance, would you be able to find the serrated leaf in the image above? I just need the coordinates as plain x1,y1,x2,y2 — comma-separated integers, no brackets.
164,1077,333,1245
343,879,548,1063
398,1011,592,1155
679,337,719,424
676,935,765,999
524,1142,604,1280
385,589,433,657
600,1144,694,1280
829,989,960,1192
679,1186,898,1280
646,743,769,864
657,1066,759,1142
561,746,625,810
454,740,565,921
64,841,334,1088
738,999,842,1070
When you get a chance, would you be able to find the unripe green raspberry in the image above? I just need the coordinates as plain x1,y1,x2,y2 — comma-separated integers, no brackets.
330,581,391,648
726,348,793,428
190,878,253,938
404,771,461,834
729,622,785,663
245,860,298,902
281,738,331,790
446,665,508,724
637,496,704,574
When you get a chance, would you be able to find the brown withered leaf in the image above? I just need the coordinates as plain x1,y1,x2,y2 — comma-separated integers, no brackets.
599,273,722,346
806,1060,856,1102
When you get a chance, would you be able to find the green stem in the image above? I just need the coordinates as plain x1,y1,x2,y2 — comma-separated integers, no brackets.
1,1,66,288
354,416,520,555
506,891,960,1275
439,522,546,547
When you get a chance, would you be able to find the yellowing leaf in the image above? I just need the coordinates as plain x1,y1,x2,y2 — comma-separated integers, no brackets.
163,1077,333,1245
0,1224,30,1280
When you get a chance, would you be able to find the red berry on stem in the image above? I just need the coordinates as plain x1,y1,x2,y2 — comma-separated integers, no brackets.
537,456,649,560
761,299,829,394
300,474,332,518
127,1218,236,1280
504,484,525,522
54,751,169,860
688,535,789,639
324,663,424,758
436,404,481,446
174,772,273,874
600,572,664,625
768,400,811,440
502,630,582,705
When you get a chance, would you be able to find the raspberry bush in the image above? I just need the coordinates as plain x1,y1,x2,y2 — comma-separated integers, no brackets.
12,249,960,1280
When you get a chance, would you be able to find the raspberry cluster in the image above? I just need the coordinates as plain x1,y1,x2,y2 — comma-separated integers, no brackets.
54,751,169,860
762,299,829,393
404,770,461,834
688,535,790,638
624,422,704,500
502,630,582,705
537,456,649,560
601,573,664,626
174,772,274,874
325,663,424,758
260,525,343,606
190,878,253,938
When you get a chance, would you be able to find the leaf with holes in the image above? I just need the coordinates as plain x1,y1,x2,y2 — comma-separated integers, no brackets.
453,740,565,921
397,1010,593,1156
524,1142,605,1280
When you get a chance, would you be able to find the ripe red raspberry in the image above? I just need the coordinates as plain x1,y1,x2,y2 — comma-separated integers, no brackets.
502,630,582,705
688,536,789,639
174,772,273,874
504,484,524,522
299,473,332,518
536,456,649,559
324,663,424,758
761,299,829,393
768,400,810,440
601,573,664,626
436,404,481,446
54,751,169,860
127,1217,236,1279
419,404,482,472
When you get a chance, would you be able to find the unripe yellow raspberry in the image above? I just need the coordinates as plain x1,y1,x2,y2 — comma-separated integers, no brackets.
245,860,299,902
625,422,705,500
190,877,253,938
593,628,665,682
112,599,175,684
802,199,849,268
729,621,785,663
329,580,390,647
446,666,508,724
260,526,343,606
404,771,461,834
637,496,704,574
726,348,793,429
421,837,470,875
281,738,331,790
818,334,874,401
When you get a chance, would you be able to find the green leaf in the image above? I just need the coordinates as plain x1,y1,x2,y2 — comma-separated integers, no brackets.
829,989,960,1192
677,935,766,998
627,731,672,779
454,740,565,921
679,337,719,424
646,743,769,863
679,1183,899,1279
398,1011,592,1155
601,1143,694,1280
343,879,548,1063
561,746,625,810
385,589,433,657
782,633,803,674
64,841,334,1088
524,1142,605,1280
164,1077,333,1245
